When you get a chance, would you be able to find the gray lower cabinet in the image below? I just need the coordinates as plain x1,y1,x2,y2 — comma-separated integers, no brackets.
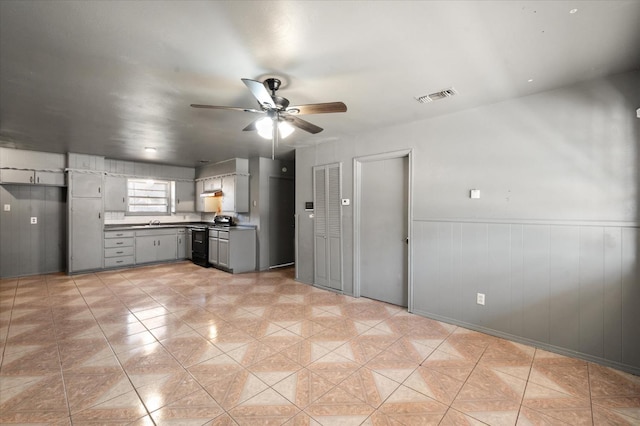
186,228,192,260
177,228,186,259
208,228,255,273
70,198,103,272
104,231,134,268
135,229,177,264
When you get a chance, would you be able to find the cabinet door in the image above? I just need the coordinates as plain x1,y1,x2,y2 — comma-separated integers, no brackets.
0,169,34,184
104,176,127,211
35,171,65,186
186,230,192,260
70,198,103,272
204,177,222,191
208,237,218,265
156,234,177,262
72,173,103,198
135,235,157,264
221,175,235,212
195,180,204,212
218,238,229,268
177,232,186,259
234,174,249,213
175,181,195,212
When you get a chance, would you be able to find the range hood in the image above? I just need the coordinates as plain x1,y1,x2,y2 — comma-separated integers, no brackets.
200,189,222,197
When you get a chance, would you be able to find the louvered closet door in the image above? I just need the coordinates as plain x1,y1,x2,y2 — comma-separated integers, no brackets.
313,164,342,291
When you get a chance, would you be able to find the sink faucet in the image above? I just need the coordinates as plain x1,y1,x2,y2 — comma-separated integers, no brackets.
149,219,161,226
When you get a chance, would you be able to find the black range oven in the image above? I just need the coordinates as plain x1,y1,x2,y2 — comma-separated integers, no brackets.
191,226,209,267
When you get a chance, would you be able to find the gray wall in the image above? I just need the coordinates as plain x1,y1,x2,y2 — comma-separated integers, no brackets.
295,70,640,373
0,184,67,277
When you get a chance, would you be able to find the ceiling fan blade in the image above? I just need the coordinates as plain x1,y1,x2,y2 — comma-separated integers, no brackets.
190,104,264,114
288,116,324,134
242,119,258,131
241,78,275,109
287,102,347,115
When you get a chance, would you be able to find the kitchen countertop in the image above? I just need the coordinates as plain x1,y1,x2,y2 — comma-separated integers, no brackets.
104,222,256,231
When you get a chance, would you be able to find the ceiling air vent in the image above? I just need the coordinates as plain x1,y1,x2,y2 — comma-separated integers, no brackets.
415,87,458,104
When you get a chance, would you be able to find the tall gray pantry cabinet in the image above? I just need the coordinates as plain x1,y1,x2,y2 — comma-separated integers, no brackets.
68,171,104,273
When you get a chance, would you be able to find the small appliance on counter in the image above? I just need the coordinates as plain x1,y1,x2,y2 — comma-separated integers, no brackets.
212,215,235,228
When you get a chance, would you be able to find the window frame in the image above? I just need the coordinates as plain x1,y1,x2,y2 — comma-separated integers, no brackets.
125,178,172,216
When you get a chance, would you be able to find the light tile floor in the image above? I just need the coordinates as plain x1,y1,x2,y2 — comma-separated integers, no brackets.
1,262,639,425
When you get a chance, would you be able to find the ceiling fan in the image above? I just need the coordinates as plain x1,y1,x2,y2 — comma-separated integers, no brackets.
191,78,347,159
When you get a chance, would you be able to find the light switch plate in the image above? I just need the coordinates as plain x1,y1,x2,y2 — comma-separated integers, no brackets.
30,217,37,224
470,189,481,199
476,293,485,305
3,204,9,211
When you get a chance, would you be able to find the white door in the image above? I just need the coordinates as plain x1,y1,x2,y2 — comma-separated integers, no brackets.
358,156,409,307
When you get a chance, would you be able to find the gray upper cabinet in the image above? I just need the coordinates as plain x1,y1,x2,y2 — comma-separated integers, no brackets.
175,181,195,212
222,174,249,213
72,173,103,198
104,176,127,211
0,149,67,186
0,169,65,186
195,180,205,212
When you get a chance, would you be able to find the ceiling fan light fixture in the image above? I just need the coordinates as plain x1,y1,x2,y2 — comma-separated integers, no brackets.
256,117,294,139
279,120,294,138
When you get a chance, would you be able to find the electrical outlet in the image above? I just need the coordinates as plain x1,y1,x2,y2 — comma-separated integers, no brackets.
476,293,485,306
30,217,37,224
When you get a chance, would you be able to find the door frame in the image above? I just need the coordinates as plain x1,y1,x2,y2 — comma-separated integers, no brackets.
353,149,413,311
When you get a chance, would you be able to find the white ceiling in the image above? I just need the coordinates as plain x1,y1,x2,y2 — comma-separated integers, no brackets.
1,0,639,167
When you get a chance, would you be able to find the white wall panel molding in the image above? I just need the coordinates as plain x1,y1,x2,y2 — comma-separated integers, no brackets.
415,217,640,228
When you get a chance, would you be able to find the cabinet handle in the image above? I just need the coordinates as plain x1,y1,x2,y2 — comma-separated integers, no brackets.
98,186,101,194
122,197,125,203
30,176,33,183
116,233,123,236
178,238,181,243
116,251,123,254
158,240,160,246
37,176,40,183
116,260,123,264
154,240,156,246
98,212,101,219
116,242,123,245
